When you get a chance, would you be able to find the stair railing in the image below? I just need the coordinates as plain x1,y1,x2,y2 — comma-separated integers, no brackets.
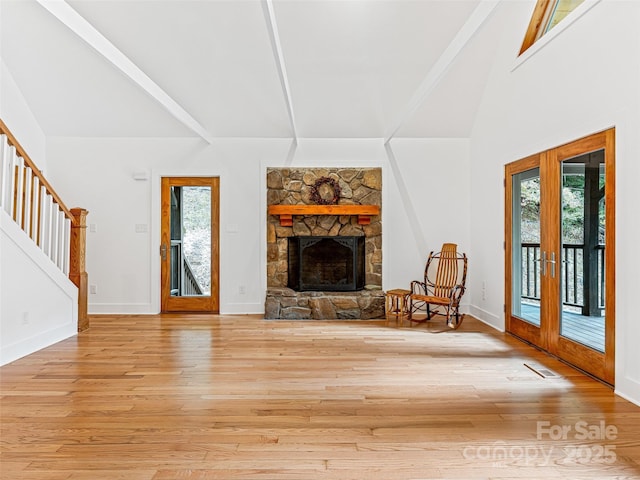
0,119,89,331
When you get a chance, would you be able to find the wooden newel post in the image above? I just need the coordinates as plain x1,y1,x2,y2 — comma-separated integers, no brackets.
70,208,89,332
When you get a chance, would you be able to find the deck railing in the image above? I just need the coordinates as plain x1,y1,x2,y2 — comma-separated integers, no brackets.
0,119,89,331
183,257,204,296
521,242,605,312
170,242,204,296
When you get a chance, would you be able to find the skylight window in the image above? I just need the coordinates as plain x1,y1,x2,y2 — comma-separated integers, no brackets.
519,0,586,55
544,0,586,33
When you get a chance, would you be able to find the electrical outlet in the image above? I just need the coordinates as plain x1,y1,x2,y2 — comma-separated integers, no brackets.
21,312,29,326
239,285,246,295
482,281,487,301
90,284,97,295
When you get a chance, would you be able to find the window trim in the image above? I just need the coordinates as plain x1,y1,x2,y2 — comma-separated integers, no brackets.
519,0,554,56
515,0,601,68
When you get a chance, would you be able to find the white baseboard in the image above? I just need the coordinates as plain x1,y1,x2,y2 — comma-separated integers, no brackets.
220,302,265,315
615,380,640,408
0,323,77,366
468,305,504,332
614,389,640,408
88,303,155,314
88,302,266,315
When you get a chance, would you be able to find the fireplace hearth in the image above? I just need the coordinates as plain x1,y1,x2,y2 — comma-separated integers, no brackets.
288,236,365,292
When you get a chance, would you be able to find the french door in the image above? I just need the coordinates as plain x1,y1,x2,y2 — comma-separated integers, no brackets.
160,177,219,313
505,129,615,385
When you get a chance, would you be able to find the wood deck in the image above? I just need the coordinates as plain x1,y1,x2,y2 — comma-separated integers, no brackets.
1,314,639,479
519,303,605,352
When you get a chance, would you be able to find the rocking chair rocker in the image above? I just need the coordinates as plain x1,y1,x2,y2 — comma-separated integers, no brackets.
408,243,467,329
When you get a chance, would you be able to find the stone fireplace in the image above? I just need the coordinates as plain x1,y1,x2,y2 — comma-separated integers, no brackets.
265,167,384,320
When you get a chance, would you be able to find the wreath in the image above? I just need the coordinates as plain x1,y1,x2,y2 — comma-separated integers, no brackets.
310,176,341,205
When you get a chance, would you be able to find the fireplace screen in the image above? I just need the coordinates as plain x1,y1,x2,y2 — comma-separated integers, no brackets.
288,236,365,291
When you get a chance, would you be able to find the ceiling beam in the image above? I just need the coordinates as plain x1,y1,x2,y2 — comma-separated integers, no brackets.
262,0,298,140
384,143,427,256
35,0,213,143
384,0,500,144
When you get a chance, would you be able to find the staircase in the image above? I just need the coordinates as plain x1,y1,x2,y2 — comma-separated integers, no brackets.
0,119,88,364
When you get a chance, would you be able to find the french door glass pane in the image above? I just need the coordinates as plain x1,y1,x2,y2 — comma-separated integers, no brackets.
559,150,605,352
512,168,541,326
170,186,211,297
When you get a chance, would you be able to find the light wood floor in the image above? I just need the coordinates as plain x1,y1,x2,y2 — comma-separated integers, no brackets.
1,314,639,479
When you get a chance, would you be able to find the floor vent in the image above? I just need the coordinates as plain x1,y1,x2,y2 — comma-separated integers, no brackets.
524,363,559,378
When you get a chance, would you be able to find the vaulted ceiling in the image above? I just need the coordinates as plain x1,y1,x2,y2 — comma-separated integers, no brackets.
1,0,507,141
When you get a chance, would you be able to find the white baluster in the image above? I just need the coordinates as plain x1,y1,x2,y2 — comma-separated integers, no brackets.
0,136,13,212
63,216,71,275
1,142,9,213
7,145,18,217
31,177,41,243
14,156,25,226
57,209,66,270
50,203,59,265
23,167,33,237
38,186,46,249
41,193,52,257
0,134,6,209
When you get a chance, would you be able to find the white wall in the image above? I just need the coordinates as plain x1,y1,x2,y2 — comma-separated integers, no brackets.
468,0,640,404
1,211,78,365
45,136,471,315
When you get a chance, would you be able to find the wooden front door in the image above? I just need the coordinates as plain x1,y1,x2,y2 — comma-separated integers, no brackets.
505,129,615,385
160,177,219,313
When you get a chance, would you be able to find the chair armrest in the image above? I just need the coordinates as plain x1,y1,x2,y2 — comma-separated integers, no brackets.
410,281,426,295
450,284,466,303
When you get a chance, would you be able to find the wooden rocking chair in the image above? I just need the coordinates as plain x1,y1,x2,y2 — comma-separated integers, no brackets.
408,243,467,329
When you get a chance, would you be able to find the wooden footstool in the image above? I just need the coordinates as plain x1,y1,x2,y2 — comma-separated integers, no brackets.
385,289,411,326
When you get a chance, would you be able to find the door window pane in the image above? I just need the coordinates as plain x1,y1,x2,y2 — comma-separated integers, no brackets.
170,186,211,297
560,150,605,352
512,168,541,326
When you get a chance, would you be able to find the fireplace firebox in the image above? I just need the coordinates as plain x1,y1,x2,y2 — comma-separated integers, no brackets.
288,236,365,292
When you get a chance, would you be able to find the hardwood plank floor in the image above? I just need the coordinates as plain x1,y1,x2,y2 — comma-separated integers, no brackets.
1,314,639,479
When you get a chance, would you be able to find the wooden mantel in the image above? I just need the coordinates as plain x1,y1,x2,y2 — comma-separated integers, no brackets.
268,204,380,227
